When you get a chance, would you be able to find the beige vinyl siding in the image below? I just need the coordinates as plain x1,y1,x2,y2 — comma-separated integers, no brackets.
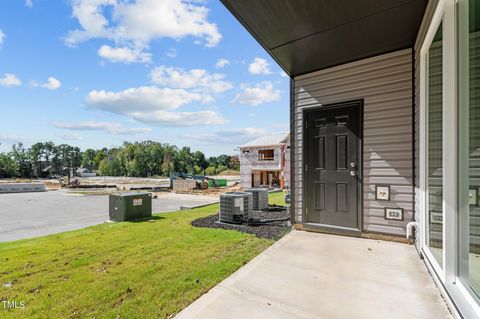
293,49,414,236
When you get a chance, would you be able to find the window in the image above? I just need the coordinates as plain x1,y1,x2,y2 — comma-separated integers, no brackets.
258,149,274,161
426,21,444,268
421,0,480,316
420,0,455,279
459,0,480,301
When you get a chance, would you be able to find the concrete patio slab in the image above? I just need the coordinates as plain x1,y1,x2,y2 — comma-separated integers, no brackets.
175,230,453,319
0,190,218,242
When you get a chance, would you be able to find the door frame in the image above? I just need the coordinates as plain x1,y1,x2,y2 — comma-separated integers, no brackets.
301,99,364,236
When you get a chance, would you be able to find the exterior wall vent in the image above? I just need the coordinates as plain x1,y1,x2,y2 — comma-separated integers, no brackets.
219,192,252,224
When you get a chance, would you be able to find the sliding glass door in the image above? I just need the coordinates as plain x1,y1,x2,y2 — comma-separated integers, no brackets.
459,0,480,303
421,0,480,316
426,21,444,268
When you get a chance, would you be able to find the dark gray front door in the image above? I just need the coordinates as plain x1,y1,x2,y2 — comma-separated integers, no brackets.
304,101,362,229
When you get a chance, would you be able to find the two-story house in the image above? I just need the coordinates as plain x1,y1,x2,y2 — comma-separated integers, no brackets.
239,133,290,189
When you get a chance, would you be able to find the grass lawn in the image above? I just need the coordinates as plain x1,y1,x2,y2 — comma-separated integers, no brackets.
0,192,285,319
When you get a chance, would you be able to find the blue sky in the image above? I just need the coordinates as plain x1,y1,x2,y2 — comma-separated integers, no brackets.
0,0,289,156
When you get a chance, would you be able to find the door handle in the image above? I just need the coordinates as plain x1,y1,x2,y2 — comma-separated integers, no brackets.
350,170,356,176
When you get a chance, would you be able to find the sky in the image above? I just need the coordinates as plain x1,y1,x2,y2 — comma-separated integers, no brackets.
0,0,289,156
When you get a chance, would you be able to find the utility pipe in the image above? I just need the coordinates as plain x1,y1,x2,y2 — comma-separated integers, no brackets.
406,221,417,240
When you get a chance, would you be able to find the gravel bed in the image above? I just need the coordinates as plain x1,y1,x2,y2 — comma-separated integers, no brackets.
191,206,291,240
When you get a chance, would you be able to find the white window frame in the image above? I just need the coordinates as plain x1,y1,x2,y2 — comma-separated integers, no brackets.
419,0,456,282
419,0,480,317
451,0,480,317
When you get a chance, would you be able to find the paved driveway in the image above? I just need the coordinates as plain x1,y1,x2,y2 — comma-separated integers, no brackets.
176,231,453,319
0,190,217,242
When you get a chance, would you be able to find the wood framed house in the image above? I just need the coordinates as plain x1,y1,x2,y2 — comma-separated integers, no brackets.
239,133,290,189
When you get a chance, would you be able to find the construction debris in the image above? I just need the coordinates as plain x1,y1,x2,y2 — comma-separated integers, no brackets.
172,179,197,193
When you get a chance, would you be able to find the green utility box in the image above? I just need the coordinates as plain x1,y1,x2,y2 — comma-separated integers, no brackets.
208,179,228,187
109,192,152,222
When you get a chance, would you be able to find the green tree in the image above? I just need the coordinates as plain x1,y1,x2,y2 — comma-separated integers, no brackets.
93,149,107,168
229,155,240,171
30,142,44,177
99,157,124,176
55,144,81,177
0,152,18,178
81,149,97,170
217,164,228,174
11,143,33,178
161,144,177,176
205,166,216,176
216,155,231,167
193,151,208,170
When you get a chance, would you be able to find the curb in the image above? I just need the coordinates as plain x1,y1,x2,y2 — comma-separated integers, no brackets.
180,201,219,211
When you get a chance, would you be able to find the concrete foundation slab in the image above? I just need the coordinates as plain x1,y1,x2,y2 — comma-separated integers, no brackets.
175,231,453,319
0,190,217,242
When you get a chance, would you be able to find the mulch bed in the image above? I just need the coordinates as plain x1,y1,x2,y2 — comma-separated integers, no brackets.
191,206,291,240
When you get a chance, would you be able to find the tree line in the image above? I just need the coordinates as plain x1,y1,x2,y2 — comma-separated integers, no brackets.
0,141,240,179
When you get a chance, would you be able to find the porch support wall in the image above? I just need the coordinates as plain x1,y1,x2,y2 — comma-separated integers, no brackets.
292,49,414,236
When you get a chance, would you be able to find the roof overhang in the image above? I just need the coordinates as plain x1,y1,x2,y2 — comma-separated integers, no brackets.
221,0,428,77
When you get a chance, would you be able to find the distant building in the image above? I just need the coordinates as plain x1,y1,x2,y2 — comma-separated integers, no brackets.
239,133,290,189
76,168,96,177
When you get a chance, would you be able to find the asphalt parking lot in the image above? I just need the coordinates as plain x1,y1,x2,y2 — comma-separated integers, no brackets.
0,190,218,242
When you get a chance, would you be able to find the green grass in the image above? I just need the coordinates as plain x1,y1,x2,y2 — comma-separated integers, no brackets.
0,192,285,319
268,190,287,206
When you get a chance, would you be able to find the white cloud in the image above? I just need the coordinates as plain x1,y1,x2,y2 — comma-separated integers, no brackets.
31,77,62,90
248,58,271,75
59,132,83,141
65,0,221,60
166,48,177,58
98,45,151,64
53,121,152,135
0,30,4,49
0,73,21,87
232,81,281,106
85,86,225,126
25,0,33,8
215,58,229,69
280,70,289,78
86,86,203,112
150,66,232,94
184,128,268,144
129,110,225,126
0,133,23,144
43,77,62,90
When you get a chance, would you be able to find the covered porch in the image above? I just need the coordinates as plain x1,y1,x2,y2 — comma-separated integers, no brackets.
219,0,480,317
176,231,452,319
